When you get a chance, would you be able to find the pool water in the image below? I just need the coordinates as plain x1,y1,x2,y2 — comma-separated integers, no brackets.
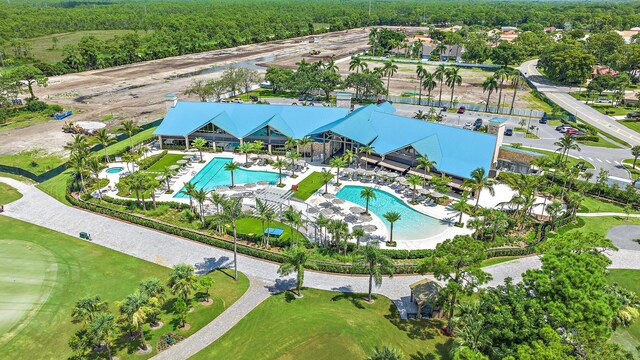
336,185,446,241
105,167,124,174
174,157,283,197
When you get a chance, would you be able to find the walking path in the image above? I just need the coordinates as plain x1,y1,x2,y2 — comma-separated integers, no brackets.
577,212,640,218
1,176,639,359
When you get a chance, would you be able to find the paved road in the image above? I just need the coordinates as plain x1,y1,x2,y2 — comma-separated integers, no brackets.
2,177,638,359
519,59,640,147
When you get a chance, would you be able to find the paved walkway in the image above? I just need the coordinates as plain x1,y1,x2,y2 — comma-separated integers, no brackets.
1,176,639,359
577,212,640,218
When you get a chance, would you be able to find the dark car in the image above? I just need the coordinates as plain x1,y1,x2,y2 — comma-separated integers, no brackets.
626,112,640,119
474,118,483,126
306,95,314,101
539,116,547,124
315,96,323,101
457,106,466,114
504,128,513,136
556,124,571,132
298,95,306,101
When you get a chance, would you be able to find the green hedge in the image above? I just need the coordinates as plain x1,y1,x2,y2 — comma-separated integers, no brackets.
138,150,168,170
575,135,599,142
101,195,190,210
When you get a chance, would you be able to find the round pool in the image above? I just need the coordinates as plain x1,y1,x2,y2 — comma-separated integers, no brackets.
105,167,124,174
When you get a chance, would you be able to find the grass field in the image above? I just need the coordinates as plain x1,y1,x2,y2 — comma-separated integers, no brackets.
565,216,640,237
26,30,147,63
519,146,594,169
98,127,158,160
577,136,621,149
0,216,249,359
618,120,640,134
235,217,305,244
0,106,68,132
607,269,640,358
579,196,639,214
36,169,73,205
292,171,325,200
192,288,452,360
622,159,640,178
0,149,65,175
145,153,184,172
0,183,22,205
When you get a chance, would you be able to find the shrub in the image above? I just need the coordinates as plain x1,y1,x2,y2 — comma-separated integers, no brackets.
575,135,599,142
138,150,167,170
26,99,48,112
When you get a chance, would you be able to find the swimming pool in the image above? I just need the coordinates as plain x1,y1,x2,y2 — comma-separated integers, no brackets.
336,185,446,240
105,167,124,174
174,157,283,197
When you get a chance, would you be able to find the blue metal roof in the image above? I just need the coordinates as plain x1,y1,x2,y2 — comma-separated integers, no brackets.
154,102,349,139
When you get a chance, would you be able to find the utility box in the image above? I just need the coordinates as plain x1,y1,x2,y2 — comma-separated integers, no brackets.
336,92,352,109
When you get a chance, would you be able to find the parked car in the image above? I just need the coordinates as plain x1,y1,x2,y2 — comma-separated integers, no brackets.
596,98,612,104
474,118,483,127
306,95,315,101
315,96,323,101
463,122,473,130
219,99,229,103
539,116,547,124
298,95,306,101
457,106,466,114
249,95,259,102
566,128,584,136
232,98,243,103
504,128,513,136
626,112,640,119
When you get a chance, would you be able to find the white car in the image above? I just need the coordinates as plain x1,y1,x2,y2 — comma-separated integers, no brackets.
232,98,244,104
596,98,612,104
463,122,473,130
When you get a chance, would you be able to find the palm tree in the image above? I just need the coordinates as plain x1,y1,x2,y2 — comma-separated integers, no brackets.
360,187,377,215
287,150,301,178
382,211,401,244
554,135,581,164
494,67,510,111
416,65,427,104
406,175,423,203
382,60,398,99
509,73,525,114
434,42,447,60
367,346,404,360
237,142,253,166
631,145,640,169
422,71,437,106
138,278,165,326
72,295,108,326
272,157,287,186
482,75,498,112
434,64,447,106
329,156,347,185
359,145,375,169
349,56,368,73
315,213,330,247
297,136,313,161
95,129,115,162
220,197,244,280
146,178,160,210
352,227,365,248
90,312,117,360
284,137,299,152
193,188,208,224
282,206,299,247
277,246,315,297
86,157,106,199
451,192,470,225
353,245,394,302
191,137,208,162
119,120,141,153
224,161,239,187
255,198,273,246
463,167,495,212
167,263,198,302
413,110,428,120
161,168,173,191
324,58,338,72
118,292,151,350
415,156,436,186
545,201,563,230
320,169,334,194
342,149,357,168
179,181,198,210
445,67,462,106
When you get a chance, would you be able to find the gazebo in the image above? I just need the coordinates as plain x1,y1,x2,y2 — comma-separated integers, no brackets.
409,279,442,319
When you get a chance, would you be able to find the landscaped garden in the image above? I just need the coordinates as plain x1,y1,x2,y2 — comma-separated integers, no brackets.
618,119,640,134
0,216,249,359
518,146,594,169
292,171,328,200
0,148,65,175
608,269,640,358
0,183,22,204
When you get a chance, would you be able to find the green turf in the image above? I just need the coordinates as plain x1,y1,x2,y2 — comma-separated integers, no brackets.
145,154,184,172
26,30,148,63
589,105,635,117
579,196,639,214
0,183,22,205
0,216,249,359
576,136,621,149
480,256,523,267
235,217,305,243
0,172,35,184
565,216,640,237
521,91,554,113
0,149,65,175
36,169,73,205
621,159,640,179
518,146,594,169
98,127,158,159
292,171,325,200
607,269,640,358
191,288,452,360
618,120,640,135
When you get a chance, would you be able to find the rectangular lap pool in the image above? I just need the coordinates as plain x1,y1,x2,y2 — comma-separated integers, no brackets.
336,185,447,241
174,157,283,198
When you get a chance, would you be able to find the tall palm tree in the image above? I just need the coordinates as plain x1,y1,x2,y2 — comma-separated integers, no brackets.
167,263,198,302
445,67,462,106
90,312,117,360
272,157,287,186
416,156,436,186
118,120,141,153
434,64,447,106
86,158,106,199
314,213,330,247
343,149,357,167
320,169,334,194
631,145,640,169
95,128,115,162
360,187,377,215
554,135,581,164
224,161,239,187
359,145,375,169
451,191,470,225
118,292,151,350
193,188,208,224
255,198,273,246
382,211,401,244
422,71,437,106
415,64,427,104
329,156,347,185
353,245,394,302
349,56,368,73
433,42,447,60
282,206,299,247
509,73,525,115
352,227,365,248
191,137,208,162
161,168,173,191
72,295,108,326
406,175,423,203
463,167,495,211
237,142,253,166
220,197,245,280
284,137,299,152
482,75,498,112
287,151,301,178
277,246,315,297
494,67,510,111
324,57,338,72
297,136,313,161
179,181,198,210
138,278,165,326
382,60,398,99
545,201,563,230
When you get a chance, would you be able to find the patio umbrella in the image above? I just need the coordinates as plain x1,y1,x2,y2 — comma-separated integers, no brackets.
295,160,306,166
216,186,231,192
245,183,257,188
396,177,408,185
319,201,333,208
233,185,246,191
418,188,431,195
332,198,345,205
168,165,180,170
321,208,335,216
155,175,165,181
307,207,320,214
323,193,337,199
309,198,323,206
386,172,399,179
182,155,193,160
341,168,355,174
344,214,359,223
177,160,189,164
431,191,444,198
349,206,365,214
362,224,378,232
364,170,376,177
257,181,269,185
355,168,367,175
358,214,373,223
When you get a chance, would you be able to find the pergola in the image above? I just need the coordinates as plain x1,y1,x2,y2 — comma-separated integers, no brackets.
409,279,442,319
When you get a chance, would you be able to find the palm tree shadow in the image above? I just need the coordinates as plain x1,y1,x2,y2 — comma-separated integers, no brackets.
410,341,453,360
330,292,371,309
213,267,235,280
383,303,442,341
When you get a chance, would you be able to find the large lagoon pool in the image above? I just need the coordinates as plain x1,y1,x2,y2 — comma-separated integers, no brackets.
336,185,446,240
174,157,283,198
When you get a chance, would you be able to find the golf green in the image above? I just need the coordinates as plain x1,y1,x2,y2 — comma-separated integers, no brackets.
0,240,57,346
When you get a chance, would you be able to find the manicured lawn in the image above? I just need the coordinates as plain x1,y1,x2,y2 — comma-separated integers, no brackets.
590,105,635,117
607,269,640,358
565,216,640,237
235,217,305,243
480,256,523,267
618,120,640,134
0,183,22,205
622,159,640,178
0,149,65,175
36,169,74,205
145,153,185,172
519,147,594,169
191,288,452,360
0,216,249,359
580,196,639,214
97,127,158,160
292,171,326,200
576,136,621,149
